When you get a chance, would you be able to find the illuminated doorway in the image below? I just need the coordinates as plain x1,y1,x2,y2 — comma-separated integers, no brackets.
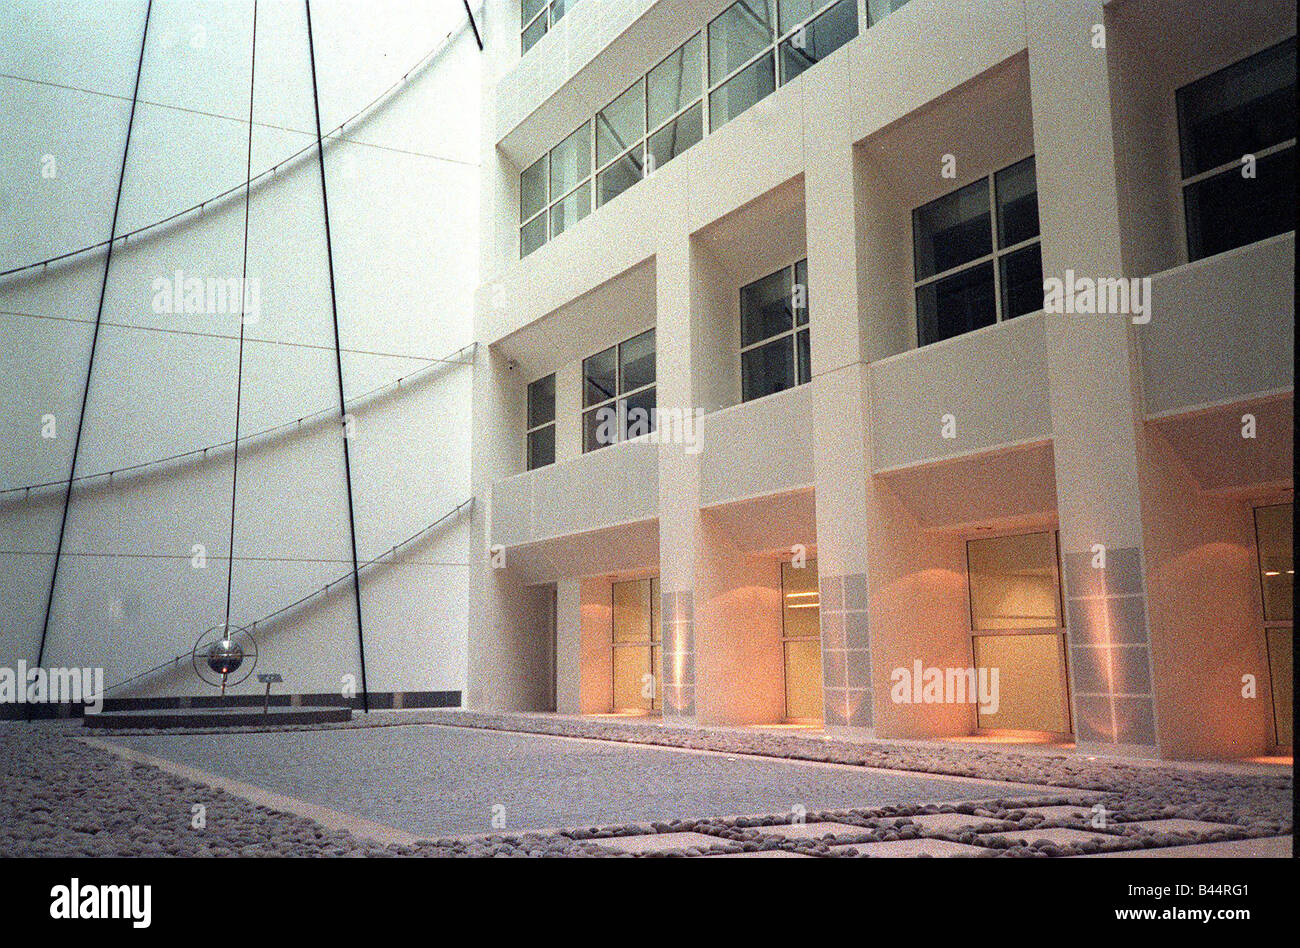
966,531,1072,736
611,577,660,712
1254,504,1293,748
781,559,822,723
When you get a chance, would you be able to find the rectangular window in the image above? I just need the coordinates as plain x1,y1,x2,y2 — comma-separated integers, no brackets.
596,79,646,208
778,0,858,84
582,329,656,452
912,156,1042,347
611,576,660,712
740,260,810,402
1177,39,1296,262
526,374,556,470
521,0,580,55
1254,503,1293,747
781,558,822,722
966,531,1070,734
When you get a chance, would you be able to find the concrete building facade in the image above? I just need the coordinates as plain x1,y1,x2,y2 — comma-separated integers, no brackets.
469,0,1295,759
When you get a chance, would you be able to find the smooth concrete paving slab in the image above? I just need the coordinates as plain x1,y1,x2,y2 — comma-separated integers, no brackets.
1079,836,1292,858
1017,805,1094,821
904,812,1013,833
754,821,872,841
106,723,1056,838
1118,818,1239,835
595,832,729,854
983,827,1115,846
711,849,814,858
833,838,989,857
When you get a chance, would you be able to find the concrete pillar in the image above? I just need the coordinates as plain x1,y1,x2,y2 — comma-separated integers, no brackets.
1027,0,1158,755
555,577,582,713
803,62,875,734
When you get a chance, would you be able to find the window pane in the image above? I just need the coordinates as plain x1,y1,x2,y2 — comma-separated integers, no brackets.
999,242,1043,319
778,0,858,83
784,639,824,720
522,14,547,54
709,0,775,85
1177,39,1296,178
778,0,833,34
741,265,793,347
916,261,995,347
551,0,575,23
781,559,820,638
613,579,651,642
647,102,703,170
520,155,548,222
967,532,1061,631
597,150,644,206
527,424,555,469
550,123,590,198
912,177,991,279
648,33,702,129
621,387,657,440
583,404,618,451
619,328,656,392
550,181,590,237
867,0,911,25
651,576,661,642
612,645,653,710
709,51,776,130
995,156,1040,247
796,327,811,383
742,334,795,401
523,0,547,23
520,213,547,257
583,345,617,406
527,373,555,428
1184,147,1295,261
597,80,645,167
793,258,808,324
972,634,1070,732
1255,503,1293,623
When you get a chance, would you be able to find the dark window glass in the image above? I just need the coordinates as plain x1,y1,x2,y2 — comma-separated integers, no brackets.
999,243,1043,320
796,327,811,383
520,156,548,222
1177,39,1296,178
1185,137,1296,261
995,156,1040,247
912,177,991,280
647,103,703,170
778,0,832,34
551,0,575,23
527,425,555,469
741,267,793,347
583,404,618,452
619,329,656,392
521,214,547,257
522,14,547,54
597,151,643,206
597,80,645,168
583,346,617,407
778,0,858,83
527,374,555,428
916,261,996,347
709,51,776,131
742,335,795,401
622,388,657,440
1190,146,1289,260
523,0,547,21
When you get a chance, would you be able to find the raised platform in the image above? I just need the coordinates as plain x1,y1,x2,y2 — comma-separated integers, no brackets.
82,706,352,730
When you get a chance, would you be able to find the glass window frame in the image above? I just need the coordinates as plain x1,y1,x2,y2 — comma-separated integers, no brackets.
582,328,657,453
522,0,580,56
525,373,556,471
780,557,822,723
610,576,661,712
1175,40,1297,263
739,258,812,403
911,155,1043,348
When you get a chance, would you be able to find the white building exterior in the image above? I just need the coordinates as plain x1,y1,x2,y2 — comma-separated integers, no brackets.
470,0,1295,759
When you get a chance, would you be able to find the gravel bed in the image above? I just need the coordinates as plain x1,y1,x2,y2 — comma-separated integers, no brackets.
3,710,1291,858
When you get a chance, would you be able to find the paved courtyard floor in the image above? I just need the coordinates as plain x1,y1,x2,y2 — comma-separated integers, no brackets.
0,711,1291,857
